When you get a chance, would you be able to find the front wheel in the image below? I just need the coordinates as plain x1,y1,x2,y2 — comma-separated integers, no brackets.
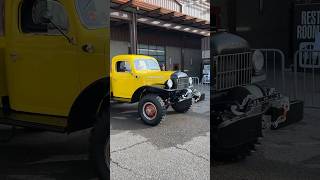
90,106,109,179
138,94,166,126
172,98,192,113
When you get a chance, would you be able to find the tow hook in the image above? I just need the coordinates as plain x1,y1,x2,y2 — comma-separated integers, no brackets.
192,89,202,102
269,96,290,129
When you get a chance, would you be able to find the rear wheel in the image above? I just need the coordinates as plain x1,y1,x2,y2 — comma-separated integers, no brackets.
138,94,166,126
90,104,109,179
172,98,192,113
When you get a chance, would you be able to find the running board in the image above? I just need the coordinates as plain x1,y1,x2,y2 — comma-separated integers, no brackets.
0,110,67,133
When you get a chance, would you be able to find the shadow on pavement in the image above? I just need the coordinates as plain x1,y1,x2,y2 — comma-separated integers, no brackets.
0,128,98,180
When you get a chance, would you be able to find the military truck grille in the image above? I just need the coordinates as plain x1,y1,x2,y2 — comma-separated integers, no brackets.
177,77,189,89
214,52,253,91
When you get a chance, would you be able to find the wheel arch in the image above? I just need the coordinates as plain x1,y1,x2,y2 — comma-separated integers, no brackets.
67,77,109,133
131,86,169,103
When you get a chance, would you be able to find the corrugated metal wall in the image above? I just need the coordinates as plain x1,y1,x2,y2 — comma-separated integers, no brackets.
201,36,210,51
140,0,181,12
183,48,202,77
166,46,182,70
182,3,210,21
139,0,210,21
201,36,210,59
110,40,129,59
111,26,202,49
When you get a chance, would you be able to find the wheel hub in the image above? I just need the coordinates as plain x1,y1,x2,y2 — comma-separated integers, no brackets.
143,102,157,120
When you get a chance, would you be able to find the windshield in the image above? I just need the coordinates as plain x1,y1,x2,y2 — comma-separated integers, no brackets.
134,59,161,71
75,0,107,29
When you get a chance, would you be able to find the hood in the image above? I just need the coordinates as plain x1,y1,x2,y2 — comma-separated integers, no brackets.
211,32,250,55
170,71,189,79
138,70,175,86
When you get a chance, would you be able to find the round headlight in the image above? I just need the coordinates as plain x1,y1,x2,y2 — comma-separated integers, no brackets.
252,50,265,73
167,79,173,89
189,77,193,85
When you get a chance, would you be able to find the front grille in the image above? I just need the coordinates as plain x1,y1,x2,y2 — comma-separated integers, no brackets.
177,77,189,89
214,52,253,91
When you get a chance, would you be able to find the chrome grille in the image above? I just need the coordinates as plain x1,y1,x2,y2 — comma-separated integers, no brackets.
214,52,253,91
177,77,189,89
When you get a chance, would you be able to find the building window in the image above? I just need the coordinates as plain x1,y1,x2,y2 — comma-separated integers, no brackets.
138,44,166,67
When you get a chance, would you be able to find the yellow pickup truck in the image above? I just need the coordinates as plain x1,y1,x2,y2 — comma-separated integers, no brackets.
0,0,109,178
111,54,202,126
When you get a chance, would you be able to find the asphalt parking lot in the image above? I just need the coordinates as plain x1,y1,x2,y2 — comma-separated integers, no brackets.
110,90,211,180
1,88,320,180
0,88,210,180
213,108,320,180
0,126,96,180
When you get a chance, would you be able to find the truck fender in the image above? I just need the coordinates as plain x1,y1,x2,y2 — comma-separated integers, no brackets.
67,77,109,133
131,86,169,103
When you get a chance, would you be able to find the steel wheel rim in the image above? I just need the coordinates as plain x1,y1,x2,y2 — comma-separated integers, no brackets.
143,102,157,120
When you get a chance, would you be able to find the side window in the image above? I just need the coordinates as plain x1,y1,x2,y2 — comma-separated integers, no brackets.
21,0,69,35
0,0,4,36
116,61,131,72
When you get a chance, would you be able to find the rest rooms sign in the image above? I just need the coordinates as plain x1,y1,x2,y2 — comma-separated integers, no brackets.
294,3,320,68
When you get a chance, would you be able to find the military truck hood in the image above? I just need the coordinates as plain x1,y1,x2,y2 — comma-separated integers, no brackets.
138,71,175,85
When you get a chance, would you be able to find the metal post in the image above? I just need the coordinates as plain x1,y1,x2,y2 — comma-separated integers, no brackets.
129,12,138,54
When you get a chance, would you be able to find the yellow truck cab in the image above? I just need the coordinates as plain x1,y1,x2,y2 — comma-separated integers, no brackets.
0,0,109,178
111,54,202,126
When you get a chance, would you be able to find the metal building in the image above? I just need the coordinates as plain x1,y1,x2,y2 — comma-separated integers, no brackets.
110,0,210,78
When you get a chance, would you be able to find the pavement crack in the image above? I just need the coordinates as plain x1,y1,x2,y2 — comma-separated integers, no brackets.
111,140,148,153
111,159,151,179
175,146,209,162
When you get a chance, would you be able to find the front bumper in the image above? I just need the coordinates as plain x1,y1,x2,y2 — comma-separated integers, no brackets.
214,112,263,150
166,88,193,103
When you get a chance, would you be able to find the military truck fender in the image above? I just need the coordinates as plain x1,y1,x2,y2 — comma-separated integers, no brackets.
67,77,109,133
131,86,170,103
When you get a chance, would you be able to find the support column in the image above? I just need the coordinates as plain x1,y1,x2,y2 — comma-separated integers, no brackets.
129,12,138,54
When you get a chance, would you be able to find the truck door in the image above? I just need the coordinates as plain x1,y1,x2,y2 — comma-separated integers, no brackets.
5,0,79,116
74,0,108,91
112,60,137,99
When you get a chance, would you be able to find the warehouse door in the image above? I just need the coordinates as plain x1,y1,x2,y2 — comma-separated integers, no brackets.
138,44,166,69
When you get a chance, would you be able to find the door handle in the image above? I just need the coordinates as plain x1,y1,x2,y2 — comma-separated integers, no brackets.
82,44,94,53
9,52,18,61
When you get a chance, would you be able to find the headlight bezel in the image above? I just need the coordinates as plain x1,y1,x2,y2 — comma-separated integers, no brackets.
252,50,265,74
166,79,173,89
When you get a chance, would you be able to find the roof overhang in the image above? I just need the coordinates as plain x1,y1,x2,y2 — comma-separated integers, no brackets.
111,0,210,37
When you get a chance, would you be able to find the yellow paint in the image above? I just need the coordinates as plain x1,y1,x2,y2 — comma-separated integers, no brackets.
0,0,109,123
111,55,174,99
0,38,7,108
